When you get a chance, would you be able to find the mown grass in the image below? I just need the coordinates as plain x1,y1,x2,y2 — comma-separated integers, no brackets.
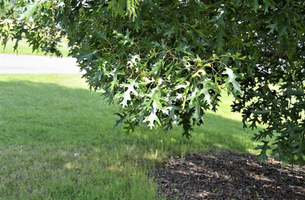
0,39,69,57
0,74,262,199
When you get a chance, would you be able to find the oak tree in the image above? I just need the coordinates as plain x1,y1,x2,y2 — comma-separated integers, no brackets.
1,0,304,165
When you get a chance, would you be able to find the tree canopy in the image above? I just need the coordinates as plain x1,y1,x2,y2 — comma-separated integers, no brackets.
1,0,304,165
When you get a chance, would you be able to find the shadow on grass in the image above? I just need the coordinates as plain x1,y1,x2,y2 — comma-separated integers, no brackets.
0,78,259,153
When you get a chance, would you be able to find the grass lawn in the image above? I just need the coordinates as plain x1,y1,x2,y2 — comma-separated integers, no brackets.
0,74,262,199
0,39,69,57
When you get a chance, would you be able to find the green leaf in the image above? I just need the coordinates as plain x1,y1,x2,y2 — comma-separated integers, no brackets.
123,120,135,134
76,50,99,63
222,67,242,94
18,1,40,21
267,23,278,34
114,112,127,127
93,27,108,41
143,101,161,129
150,60,162,75
254,141,271,163
120,79,139,107
253,0,259,12
164,27,174,37
191,100,204,124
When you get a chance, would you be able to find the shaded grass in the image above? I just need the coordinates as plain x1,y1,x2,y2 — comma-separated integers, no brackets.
0,74,262,199
0,39,69,57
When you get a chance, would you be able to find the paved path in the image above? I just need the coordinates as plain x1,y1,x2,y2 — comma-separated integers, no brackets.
0,54,82,74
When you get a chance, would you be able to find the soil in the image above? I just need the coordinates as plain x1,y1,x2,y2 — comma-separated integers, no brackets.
153,151,305,200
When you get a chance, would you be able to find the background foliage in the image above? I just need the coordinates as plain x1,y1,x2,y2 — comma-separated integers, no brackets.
1,0,304,165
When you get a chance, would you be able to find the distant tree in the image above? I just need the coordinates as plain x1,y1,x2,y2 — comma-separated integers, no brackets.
0,0,12,36
1,0,304,165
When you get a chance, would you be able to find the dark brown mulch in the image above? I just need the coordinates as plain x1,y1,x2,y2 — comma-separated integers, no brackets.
153,151,305,200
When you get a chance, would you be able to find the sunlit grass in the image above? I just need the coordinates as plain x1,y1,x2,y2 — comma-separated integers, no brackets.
0,39,69,57
0,74,263,199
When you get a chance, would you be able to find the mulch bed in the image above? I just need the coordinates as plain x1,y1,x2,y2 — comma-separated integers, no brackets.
153,151,305,200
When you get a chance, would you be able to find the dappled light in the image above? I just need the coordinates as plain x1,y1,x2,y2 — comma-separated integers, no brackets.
154,151,305,199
